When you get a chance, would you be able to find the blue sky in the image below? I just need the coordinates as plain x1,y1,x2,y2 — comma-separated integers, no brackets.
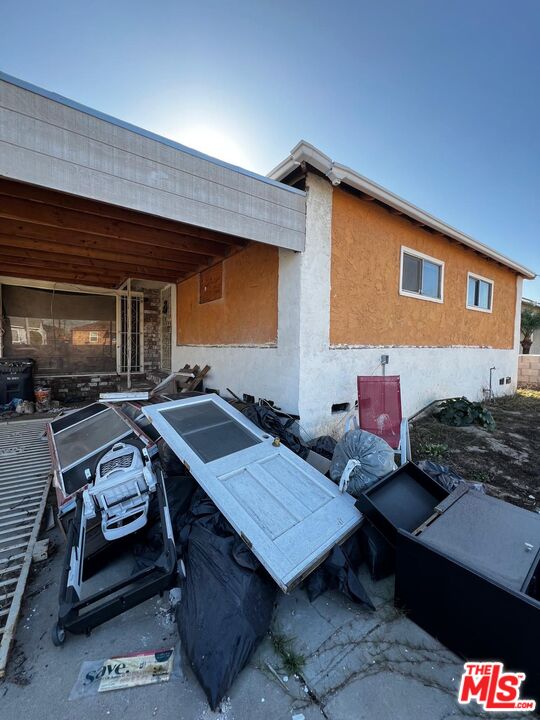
1,0,539,299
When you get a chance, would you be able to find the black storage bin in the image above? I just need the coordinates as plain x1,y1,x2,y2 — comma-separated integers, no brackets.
0,358,35,404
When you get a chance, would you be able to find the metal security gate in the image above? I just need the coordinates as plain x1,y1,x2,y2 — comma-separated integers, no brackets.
0,419,51,677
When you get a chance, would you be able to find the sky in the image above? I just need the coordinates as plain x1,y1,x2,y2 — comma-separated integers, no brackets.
1,0,539,299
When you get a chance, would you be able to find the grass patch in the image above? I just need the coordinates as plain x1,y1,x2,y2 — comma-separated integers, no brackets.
492,389,540,411
416,441,448,460
270,631,306,676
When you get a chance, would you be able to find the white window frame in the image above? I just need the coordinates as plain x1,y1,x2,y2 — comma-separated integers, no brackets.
399,246,445,304
88,330,99,344
466,272,494,314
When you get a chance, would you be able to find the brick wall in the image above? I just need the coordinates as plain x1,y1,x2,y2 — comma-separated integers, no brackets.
35,373,122,402
143,288,161,371
518,355,540,389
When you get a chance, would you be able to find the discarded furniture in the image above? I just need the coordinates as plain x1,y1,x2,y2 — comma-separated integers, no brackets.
356,375,410,465
142,394,362,592
83,442,156,541
52,459,176,645
47,402,157,516
0,357,34,405
357,462,540,702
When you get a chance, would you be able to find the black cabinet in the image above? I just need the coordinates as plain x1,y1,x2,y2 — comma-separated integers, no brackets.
357,462,540,702
0,357,35,404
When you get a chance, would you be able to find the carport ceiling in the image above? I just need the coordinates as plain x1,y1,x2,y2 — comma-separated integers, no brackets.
0,178,248,288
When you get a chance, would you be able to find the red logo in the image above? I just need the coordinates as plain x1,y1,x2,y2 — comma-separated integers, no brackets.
458,662,536,712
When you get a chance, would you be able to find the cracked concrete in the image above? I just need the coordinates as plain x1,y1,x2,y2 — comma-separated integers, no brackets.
1,527,533,720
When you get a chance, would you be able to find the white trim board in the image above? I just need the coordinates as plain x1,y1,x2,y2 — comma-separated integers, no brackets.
399,245,445,304
466,271,494,314
269,141,535,279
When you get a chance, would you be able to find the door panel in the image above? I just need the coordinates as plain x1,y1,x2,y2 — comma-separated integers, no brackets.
143,395,361,591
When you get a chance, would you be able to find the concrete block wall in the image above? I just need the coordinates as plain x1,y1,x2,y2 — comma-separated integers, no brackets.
518,355,540,388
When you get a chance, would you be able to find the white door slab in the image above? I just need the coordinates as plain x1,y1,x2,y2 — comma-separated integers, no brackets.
143,395,361,592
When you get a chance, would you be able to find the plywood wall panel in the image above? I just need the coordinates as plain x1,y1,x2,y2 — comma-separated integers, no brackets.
177,243,278,345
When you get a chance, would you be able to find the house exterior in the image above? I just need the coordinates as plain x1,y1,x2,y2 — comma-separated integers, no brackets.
0,74,535,433
173,143,534,434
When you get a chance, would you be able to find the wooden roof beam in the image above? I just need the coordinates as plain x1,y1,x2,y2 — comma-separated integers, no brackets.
0,247,192,280
0,220,211,266
0,178,248,249
0,196,238,257
0,264,124,287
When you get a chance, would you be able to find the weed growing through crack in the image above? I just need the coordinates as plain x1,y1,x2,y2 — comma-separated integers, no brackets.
271,632,306,676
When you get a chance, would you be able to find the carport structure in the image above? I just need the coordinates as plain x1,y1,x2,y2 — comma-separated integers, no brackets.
0,72,305,290
0,73,305,387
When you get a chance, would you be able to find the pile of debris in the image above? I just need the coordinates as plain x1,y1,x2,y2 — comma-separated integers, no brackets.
42,381,540,707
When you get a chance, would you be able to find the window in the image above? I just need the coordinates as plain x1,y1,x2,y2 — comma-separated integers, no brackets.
467,273,493,312
2,285,117,374
400,247,444,302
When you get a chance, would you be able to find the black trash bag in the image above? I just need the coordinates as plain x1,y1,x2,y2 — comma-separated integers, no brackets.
177,523,276,710
417,460,486,494
308,435,337,460
360,523,395,581
241,404,309,459
132,472,198,572
304,533,375,609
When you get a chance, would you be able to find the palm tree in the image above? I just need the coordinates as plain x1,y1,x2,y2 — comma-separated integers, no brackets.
521,308,540,354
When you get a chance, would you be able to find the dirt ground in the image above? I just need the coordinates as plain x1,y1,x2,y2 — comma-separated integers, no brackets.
410,389,540,512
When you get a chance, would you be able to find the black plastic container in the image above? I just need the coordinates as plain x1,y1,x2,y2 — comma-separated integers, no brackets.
0,357,35,404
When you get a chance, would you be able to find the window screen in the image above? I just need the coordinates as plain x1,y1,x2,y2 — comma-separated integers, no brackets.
468,276,492,310
402,252,442,300
160,402,261,463
1,285,116,374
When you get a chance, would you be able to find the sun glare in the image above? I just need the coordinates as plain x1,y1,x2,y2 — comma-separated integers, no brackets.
174,125,252,169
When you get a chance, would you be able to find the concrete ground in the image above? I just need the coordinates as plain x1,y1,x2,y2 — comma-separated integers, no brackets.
0,525,530,720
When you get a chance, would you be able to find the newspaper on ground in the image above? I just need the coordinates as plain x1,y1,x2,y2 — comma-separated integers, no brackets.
69,647,179,699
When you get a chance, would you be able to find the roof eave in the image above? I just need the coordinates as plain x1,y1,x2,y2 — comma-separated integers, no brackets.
269,141,536,280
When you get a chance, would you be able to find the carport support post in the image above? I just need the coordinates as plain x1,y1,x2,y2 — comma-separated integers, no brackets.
127,277,132,390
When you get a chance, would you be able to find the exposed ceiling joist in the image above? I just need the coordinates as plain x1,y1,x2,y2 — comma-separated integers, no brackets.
0,264,123,287
0,249,187,281
0,195,240,257
0,179,250,249
0,236,201,274
0,220,211,266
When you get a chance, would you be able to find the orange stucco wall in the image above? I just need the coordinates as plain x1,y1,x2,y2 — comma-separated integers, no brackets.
177,242,278,345
330,187,517,348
